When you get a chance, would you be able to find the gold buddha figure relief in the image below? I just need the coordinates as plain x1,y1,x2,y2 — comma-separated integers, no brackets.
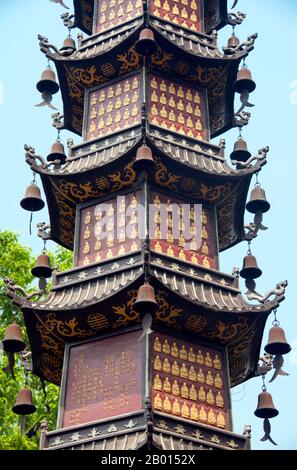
171,342,179,358
154,336,162,352
206,389,215,405
177,99,184,111
95,239,101,251
194,105,201,117
172,360,180,376
197,350,204,365
190,404,199,421
151,90,158,103
208,409,216,426
163,377,171,393
179,345,187,360
180,363,188,379
198,386,206,402
173,4,179,15
167,245,174,257
153,374,162,391
107,235,114,248
169,96,176,108
205,352,213,368
202,242,209,256
154,355,162,371
172,398,181,416
151,77,158,89
181,401,190,419
84,227,91,240
191,253,198,265
197,368,205,384
190,11,197,22
83,242,90,255
181,382,189,399
216,391,224,408
194,92,201,104
199,406,207,422
83,256,90,266
163,396,172,413
119,230,125,244
151,104,158,116
203,257,210,268
191,0,198,9
131,241,138,251
95,253,101,262
189,366,196,382
160,106,168,119
178,86,184,98
215,373,223,389
167,230,174,244
217,412,226,429
161,339,169,355
188,347,196,362
154,241,162,253
214,354,222,370
172,379,180,396
169,83,176,94
132,77,139,89
106,249,113,259
190,384,197,401
162,357,171,374
154,393,162,411
206,371,214,386
154,195,161,208
202,227,208,239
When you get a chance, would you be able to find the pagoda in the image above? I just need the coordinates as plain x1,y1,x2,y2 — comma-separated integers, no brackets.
4,0,290,451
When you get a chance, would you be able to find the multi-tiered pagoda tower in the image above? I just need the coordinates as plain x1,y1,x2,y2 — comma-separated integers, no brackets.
6,0,289,451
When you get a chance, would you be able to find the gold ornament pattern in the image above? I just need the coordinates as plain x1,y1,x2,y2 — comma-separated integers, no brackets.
152,332,228,429
150,0,202,33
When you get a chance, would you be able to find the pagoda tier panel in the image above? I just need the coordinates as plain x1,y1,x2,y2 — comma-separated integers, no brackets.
151,332,231,431
59,330,144,428
94,0,144,35
148,74,209,142
150,0,203,33
85,73,142,142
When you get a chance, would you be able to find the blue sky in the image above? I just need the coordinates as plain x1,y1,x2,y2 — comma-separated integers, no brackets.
0,0,296,450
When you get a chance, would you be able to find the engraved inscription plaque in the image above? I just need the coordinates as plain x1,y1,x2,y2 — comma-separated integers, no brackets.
62,331,144,428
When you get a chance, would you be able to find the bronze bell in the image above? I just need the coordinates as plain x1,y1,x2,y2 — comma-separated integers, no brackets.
2,323,26,353
20,183,45,212
240,254,262,279
134,283,158,314
246,186,270,214
47,141,67,164
234,67,256,94
230,138,251,162
225,34,240,54
36,68,60,95
133,145,155,173
31,253,53,279
135,28,157,56
254,391,279,419
60,37,76,56
265,326,292,356
12,388,37,416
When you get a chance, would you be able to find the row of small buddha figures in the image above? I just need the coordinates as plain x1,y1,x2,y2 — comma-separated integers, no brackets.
82,241,140,265
88,109,140,133
89,92,139,118
153,242,213,268
153,374,224,407
98,1,142,25
153,393,226,428
153,0,200,13
154,338,222,370
90,78,139,107
153,357,223,389
151,77,201,103
150,110,203,132
150,117,204,140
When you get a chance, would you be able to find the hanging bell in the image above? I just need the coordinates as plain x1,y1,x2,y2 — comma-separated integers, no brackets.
264,326,291,356
225,34,240,54
135,28,157,56
254,391,279,419
12,388,37,416
31,253,53,279
133,145,155,173
36,68,60,95
20,183,45,212
246,186,270,214
134,283,158,314
240,254,262,279
234,67,256,94
47,141,67,165
60,37,76,56
2,323,26,353
230,138,252,162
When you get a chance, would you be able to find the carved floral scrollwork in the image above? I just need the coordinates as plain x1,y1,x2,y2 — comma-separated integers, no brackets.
152,49,174,72
69,65,105,88
112,289,140,329
189,65,223,86
155,291,183,329
117,46,140,75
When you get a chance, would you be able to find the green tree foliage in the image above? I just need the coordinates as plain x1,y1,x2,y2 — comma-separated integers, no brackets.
0,231,73,450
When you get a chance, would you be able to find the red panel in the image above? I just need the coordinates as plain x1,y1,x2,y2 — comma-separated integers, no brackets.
150,191,218,270
86,75,142,141
95,0,144,34
77,191,143,267
148,74,208,141
150,0,203,33
63,331,144,428
151,333,229,430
